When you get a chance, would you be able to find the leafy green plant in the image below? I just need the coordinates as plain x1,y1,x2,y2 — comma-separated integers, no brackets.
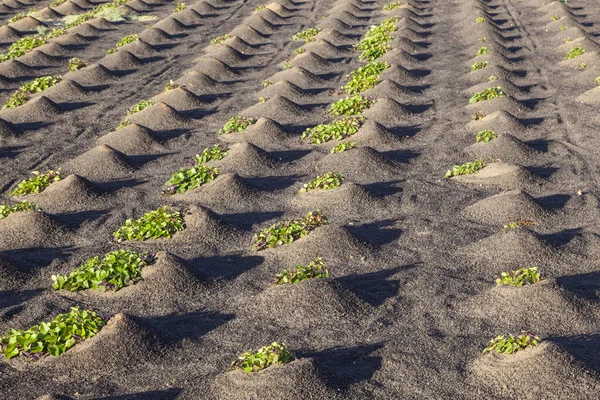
52,250,153,292
329,95,374,116
194,143,228,164
503,219,536,230
478,37,486,42
115,100,154,129
330,141,357,153
261,79,274,87
299,172,343,194
1,307,105,360
476,17,485,23
475,129,497,143
51,0,67,6
255,4,265,11
210,34,232,45
0,201,38,219
164,80,181,91
383,2,402,11
489,75,499,81
8,13,25,23
302,116,363,144
551,14,560,21
2,90,29,109
471,61,489,71
1,35,47,61
273,257,328,284
162,165,219,195
218,116,256,134
576,63,587,70
564,37,572,43
344,61,390,94
354,17,398,61
229,342,295,373
468,87,505,104
564,45,585,60
292,27,320,43
68,57,88,72
259,96,267,103
482,331,541,355
595,77,600,86
559,25,567,32
495,267,543,286
476,46,489,56
282,62,292,70
113,206,185,242
445,160,486,178
115,120,131,131
254,211,327,251
174,2,186,11
472,110,485,120
106,34,138,54
10,169,62,196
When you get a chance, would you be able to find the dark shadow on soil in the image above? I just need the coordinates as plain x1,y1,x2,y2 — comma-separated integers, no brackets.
98,388,182,400
144,310,235,345
539,227,582,247
362,179,404,196
220,211,285,230
556,271,600,303
188,254,264,279
347,220,402,247
549,334,600,373
536,193,570,210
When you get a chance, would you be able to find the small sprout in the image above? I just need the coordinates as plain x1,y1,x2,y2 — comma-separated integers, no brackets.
261,79,274,87
478,37,486,42
302,116,364,144
162,165,219,195
51,0,67,6
299,172,344,194
495,267,543,286
445,160,486,178
8,13,25,23
68,57,88,72
503,219,536,230
330,141,357,153
576,63,588,70
127,99,154,115
293,47,305,55
551,14,560,21
472,110,486,120
482,331,541,355
282,62,292,70
564,45,585,60
559,25,567,32
174,2,186,12
468,87,505,104
258,96,267,103
106,34,138,54
194,144,228,164
113,205,185,242
564,37,572,43
476,46,489,56
344,61,390,94
219,116,256,134
229,342,296,373
328,95,374,116
0,201,38,219
595,77,600,86
383,2,402,11
253,211,327,251
210,34,232,45
10,169,62,196
164,80,181,92
273,257,329,284
475,130,497,143
476,17,485,23
471,61,489,71
115,120,131,131
292,27,320,43
254,4,265,11
489,75,499,81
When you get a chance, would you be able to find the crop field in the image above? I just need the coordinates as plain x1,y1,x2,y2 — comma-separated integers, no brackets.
1,0,600,398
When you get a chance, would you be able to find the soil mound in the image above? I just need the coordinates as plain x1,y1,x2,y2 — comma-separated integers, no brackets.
465,133,532,162
317,146,398,183
220,117,295,149
452,162,533,189
463,190,548,225
242,95,306,124
212,142,279,175
63,145,134,181
96,123,160,154
27,174,105,212
0,211,67,250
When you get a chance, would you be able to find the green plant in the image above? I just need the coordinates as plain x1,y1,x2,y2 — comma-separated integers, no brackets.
559,25,567,32
292,27,320,43
1,307,105,360
495,267,543,286
273,257,328,284
218,116,256,134
445,160,486,178
471,61,489,71
476,17,485,23
106,34,138,54
282,62,292,70
164,80,181,91
255,4,265,11
113,206,185,242
127,99,154,115
551,14,560,21
175,2,186,11
472,110,485,120
8,13,25,23
46,28,66,39
0,201,38,219
10,169,62,196
1,35,47,61
259,96,267,103
476,46,489,56
564,37,572,43
162,165,219,195
115,120,131,131
329,95,374,116
261,79,274,87
475,130,497,143
51,0,67,6
354,17,398,61
478,37,486,42
482,331,541,355
344,61,390,94
210,34,232,45
576,63,587,70
383,2,402,11
68,57,88,72
293,47,305,56
503,219,536,230
229,342,295,373
468,87,505,104
302,116,363,144
330,141,357,153
194,143,228,164
254,211,327,251
299,172,343,193
564,45,585,60
2,90,29,109
52,250,153,292
595,77,600,86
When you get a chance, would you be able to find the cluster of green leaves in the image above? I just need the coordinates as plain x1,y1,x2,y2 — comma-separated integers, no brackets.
482,331,541,355
355,17,398,61
10,169,62,196
218,116,256,134
254,211,328,251
383,2,402,11
551,14,560,21
174,2,186,11
595,77,600,86
63,0,129,28
471,61,489,71
476,46,489,56
299,172,343,194
292,27,320,43
0,201,38,219
3,75,62,109
273,257,329,284
564,37,572,43
107,34,138,54
51,0,67,7
476,17,485,23
1,35,47,61
445,160,486,178
262,79,274,87
162,164,219,195
302,116,363,144
113,206,185,242
1,308,105,360
331,141,357,153
255,4,265,11
8,13,25,23
52,250,153,292
194,143,228,164
115,99,154,130
344,61,390,94
164,80,181,92
329,95,374,116
210,34,232,45
472,110,485,120
495,267,543,287
503,219,536,230
478,37,486,42
230,342,296,373
576,63,588,71
468,87,505,104
489,75,498,81
564,45,585,60
68,57,88,71
475,129,497,143
559,25,567,32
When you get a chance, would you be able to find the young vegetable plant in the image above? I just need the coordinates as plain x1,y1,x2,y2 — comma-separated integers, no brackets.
162,165,220,195
292,27,320,43
273,257,329,284
3,75,62,109
344,61,390,94
174,2,186,11
210,34,232,45
329,95,374,116
489,75,499,81
0,307,105,360
164,80,181,92
482,331,541,355
475,130,497,143
8,13,25,23
262,79,274,87
254,211,328,251
10,169,62,196
495,267,543,286
195,143,228,164
255,4,265,11
302,116,364,144
299,172,343,194
229,342,296,373
564,45,585,60
354,17,399,61
476,47,489,56
218,116,256,134
68,57,89,71
115,100,155,130
331,141,357,153
383,2,402,11
468,87,505,104
106,34,139,54
472,110,486,120
471,61,489,71
52,250,153,292
503,219,536,230
478,37,486,42
113,205,185,242
476,17,485,23
551,14,560,21
0,201,38,219
51,0,67,6
1,35,47,61
576,63,588,71
445,160,486,178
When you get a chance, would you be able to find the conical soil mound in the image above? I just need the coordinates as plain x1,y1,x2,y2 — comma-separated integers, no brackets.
220,36,255,54
466,96,525,116
20,49,60,66
42,79,87,101
229,25,268,43
1,96,62,122
452,162,533,189
466,134,532,162
287,51,332,73
362,97,412,123
175,71,227,95
100,50,144,70
317,147,398,183
220,117,294,149
66,64,115,85
0,59,34,78
463,190,548,225
0,117,19,139
28,174,105,212
379,48,421,65
0,211,67,250
257,80,309,102
190,0,219,15
316,18,353,34
138,27,171,45
205,44,248,65
303,39,347,58
467,110,526,133
244,15,276,33
242,95,306,124
362,79,416,100
9,16,43,31
49,33,88,46
353,119,403,146
316,28,350,45
152,87,203,111
127,102,189,130
269,66,327,89
576,86,600,105
172,205,241,250
212,142,279,175
0,254,35,290
63,145,134,181
96,123,160,154
152,15,186,34
0,26,21,42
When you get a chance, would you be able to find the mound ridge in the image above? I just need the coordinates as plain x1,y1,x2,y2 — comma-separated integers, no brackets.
152,87,204,111
463,190,548,225
127,102,189,130
452,162,533,189
466,133,532,162
172,205,242,250
242,95,307,123
1,96,62,121
96,123,160,155
212,142,279,175
63,145,134,181
0,210,68,250
269,66,328,89
466,110,526,133
27,174,105,212
220,117,294,149
257,80,309,101
362,97,413,124
317,146,398,183
362,79,416,101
